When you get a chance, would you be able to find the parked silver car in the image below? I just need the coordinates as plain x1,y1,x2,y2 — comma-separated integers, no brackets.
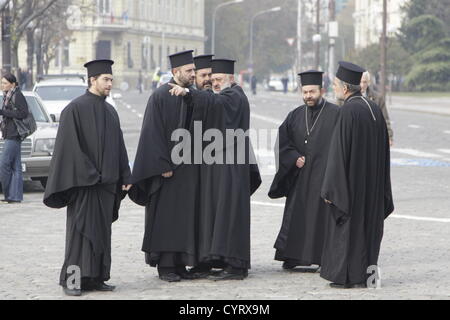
0,91,58,189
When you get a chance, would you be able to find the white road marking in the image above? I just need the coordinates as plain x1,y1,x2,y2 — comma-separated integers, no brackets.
251,113,282,126
444,131,450,135
126,105,132,109
437,149,450,154
389,215,450,223
390,148,443,158
138,114,143,118
408,125,422,129
251,201,450,223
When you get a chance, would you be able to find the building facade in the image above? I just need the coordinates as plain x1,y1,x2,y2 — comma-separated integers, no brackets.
354,0,408,49
19,0,205,89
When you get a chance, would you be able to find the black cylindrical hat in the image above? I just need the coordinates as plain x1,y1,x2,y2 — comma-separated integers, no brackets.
298,70,324,86
212,59,236,75
336,61,366,85
84,59,114,78
169,50,194,69
194,54,214,70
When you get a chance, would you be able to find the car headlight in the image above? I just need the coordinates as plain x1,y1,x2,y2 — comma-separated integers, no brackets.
33,138,56,156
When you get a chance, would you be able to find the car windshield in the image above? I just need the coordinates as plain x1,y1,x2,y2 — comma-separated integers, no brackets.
25,96,50,123
35,85,86,101
0,94,49,123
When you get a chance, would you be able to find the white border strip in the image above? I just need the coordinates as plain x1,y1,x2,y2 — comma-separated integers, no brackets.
251,201,450,223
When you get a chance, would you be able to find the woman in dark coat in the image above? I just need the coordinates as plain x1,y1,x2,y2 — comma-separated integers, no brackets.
0,73,29,203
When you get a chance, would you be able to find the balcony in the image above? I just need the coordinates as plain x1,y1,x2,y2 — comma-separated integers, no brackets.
93,14,131,32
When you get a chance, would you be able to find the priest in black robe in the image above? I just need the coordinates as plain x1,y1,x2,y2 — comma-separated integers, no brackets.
44,60,132,296
129,50,200,283
194,54,214,91
320,61,394,289
169,59,261,281
268,71,340,272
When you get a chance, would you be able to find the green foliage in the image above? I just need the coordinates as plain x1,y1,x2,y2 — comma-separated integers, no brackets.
398,0,450,91
346,38,412,83
404,38,450,91
398,15,446,53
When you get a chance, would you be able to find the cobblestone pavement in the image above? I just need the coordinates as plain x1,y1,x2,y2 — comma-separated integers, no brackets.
0,90,449,300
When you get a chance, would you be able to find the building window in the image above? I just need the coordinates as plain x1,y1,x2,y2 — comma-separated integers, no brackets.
63,41,70,67
55,40,70,67
142,43,148,70
98,0,111,15
127,42,134,69
150,44,155,69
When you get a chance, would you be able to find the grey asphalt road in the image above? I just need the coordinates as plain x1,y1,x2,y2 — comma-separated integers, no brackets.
0,88,449,300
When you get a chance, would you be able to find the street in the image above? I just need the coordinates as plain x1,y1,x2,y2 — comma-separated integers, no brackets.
0,88,449,300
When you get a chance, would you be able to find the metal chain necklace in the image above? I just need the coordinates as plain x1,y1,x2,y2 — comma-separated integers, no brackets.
305,99,327,144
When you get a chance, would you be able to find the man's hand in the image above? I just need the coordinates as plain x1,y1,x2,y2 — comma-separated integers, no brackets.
296,156,306,169
122,184,132,192
324,199,332,205
162,171,173,178
168,83,187,97
389,139,393,147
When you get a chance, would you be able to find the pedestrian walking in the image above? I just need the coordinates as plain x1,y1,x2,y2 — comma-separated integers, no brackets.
0,73,29,204
43,59,132,296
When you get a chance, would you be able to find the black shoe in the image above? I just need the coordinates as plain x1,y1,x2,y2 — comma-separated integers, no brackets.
174,266,198,280
159,272,181,282
187,266,213,279
186,270,211,280
178,270,199,280
282,261,298,270
208,269,246,281
63,287,82,296
92,282,116,291
330,282,367,289
294,266,321,273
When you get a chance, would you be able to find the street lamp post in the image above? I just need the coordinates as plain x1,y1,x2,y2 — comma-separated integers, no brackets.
212,0,244,54
1,0,11,73
249,7,281,80
380,0,387,101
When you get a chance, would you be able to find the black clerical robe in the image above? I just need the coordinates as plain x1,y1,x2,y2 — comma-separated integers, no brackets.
129,79,199,269
188,84,261,270
269,100,340,266
43,91,131,286
320,92,394,285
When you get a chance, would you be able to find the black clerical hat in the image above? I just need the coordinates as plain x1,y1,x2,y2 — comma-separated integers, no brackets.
212,59,236,75
84,59,114,78
298,70,324,86
169,50,194,69
336,61,366,85
194,54,214,70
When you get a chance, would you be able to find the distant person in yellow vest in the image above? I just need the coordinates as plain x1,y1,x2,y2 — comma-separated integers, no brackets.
152,67,161,92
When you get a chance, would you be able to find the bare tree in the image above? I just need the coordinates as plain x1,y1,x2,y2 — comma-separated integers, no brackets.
10,0,59,75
